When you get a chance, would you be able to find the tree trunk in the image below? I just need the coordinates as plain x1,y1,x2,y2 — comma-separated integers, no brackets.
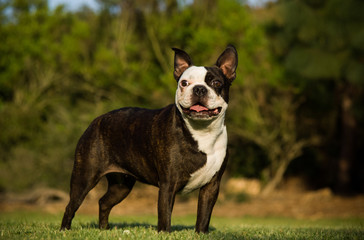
337,84,356,193
261,158,290,196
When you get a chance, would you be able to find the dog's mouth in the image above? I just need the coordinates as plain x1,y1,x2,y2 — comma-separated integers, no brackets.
181,103,222,119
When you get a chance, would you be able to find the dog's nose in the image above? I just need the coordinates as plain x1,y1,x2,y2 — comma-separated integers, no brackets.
193,85,208,97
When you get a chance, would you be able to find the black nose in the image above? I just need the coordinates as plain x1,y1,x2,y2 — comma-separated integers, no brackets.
193,85,208,97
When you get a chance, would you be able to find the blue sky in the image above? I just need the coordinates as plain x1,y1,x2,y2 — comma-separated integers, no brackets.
48,0,272,11
48,0,99,11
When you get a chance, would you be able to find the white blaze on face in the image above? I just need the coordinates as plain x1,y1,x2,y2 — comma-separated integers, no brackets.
175,66,207,110
175,66,228,115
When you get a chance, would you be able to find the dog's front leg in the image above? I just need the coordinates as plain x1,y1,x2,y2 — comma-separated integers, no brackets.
157,183,176,232
195,175,220,233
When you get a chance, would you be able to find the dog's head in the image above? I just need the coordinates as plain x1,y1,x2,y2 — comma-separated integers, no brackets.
173,45,238,121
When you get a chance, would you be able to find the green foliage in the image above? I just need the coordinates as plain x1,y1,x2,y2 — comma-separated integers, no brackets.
0,0,278,191
270,0,364,84
267,0,364,192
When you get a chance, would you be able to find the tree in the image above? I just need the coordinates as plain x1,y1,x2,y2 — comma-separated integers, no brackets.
232,86,320,195
267,0,364,192
0,0,275,191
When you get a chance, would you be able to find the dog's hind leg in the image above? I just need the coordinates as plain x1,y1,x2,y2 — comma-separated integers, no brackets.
99,173,136,229
61,168,100,230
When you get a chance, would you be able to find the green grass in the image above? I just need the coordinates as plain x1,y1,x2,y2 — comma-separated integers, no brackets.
1,212,363,239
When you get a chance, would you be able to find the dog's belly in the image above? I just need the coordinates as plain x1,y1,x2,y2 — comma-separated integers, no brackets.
182,127,227,193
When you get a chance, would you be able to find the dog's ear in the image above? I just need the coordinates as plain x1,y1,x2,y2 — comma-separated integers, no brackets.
216,45,238,82
172,48,192,81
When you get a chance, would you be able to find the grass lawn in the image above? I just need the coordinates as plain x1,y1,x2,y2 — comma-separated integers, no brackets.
1,212,363,239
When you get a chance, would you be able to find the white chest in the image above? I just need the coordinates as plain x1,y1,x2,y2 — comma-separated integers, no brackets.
182,126,227,194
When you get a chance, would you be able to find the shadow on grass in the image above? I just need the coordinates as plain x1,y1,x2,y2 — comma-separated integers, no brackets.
81,222,215,232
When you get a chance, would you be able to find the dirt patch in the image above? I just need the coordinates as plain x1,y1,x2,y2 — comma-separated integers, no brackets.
1,181,364,219
215,190,364,219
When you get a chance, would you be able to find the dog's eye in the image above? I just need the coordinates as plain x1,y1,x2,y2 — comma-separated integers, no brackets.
180,80,189,87
212,80,222,88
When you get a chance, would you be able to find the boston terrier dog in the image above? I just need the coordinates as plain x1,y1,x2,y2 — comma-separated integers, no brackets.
61,45,238,233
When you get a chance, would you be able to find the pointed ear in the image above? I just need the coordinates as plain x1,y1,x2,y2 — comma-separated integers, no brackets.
172,47,192,81
216,45,238,82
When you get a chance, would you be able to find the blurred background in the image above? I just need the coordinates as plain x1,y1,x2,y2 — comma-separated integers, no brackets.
0,0,363,206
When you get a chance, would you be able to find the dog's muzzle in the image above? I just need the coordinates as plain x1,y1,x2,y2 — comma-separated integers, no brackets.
181,103,222,119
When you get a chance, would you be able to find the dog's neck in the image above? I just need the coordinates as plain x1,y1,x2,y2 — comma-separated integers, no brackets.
182,112,226,134
176,104,227,155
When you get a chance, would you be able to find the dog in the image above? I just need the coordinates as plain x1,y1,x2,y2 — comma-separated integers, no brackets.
61,45,238,233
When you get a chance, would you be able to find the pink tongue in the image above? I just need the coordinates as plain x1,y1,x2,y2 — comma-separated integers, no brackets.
190,105,209,112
